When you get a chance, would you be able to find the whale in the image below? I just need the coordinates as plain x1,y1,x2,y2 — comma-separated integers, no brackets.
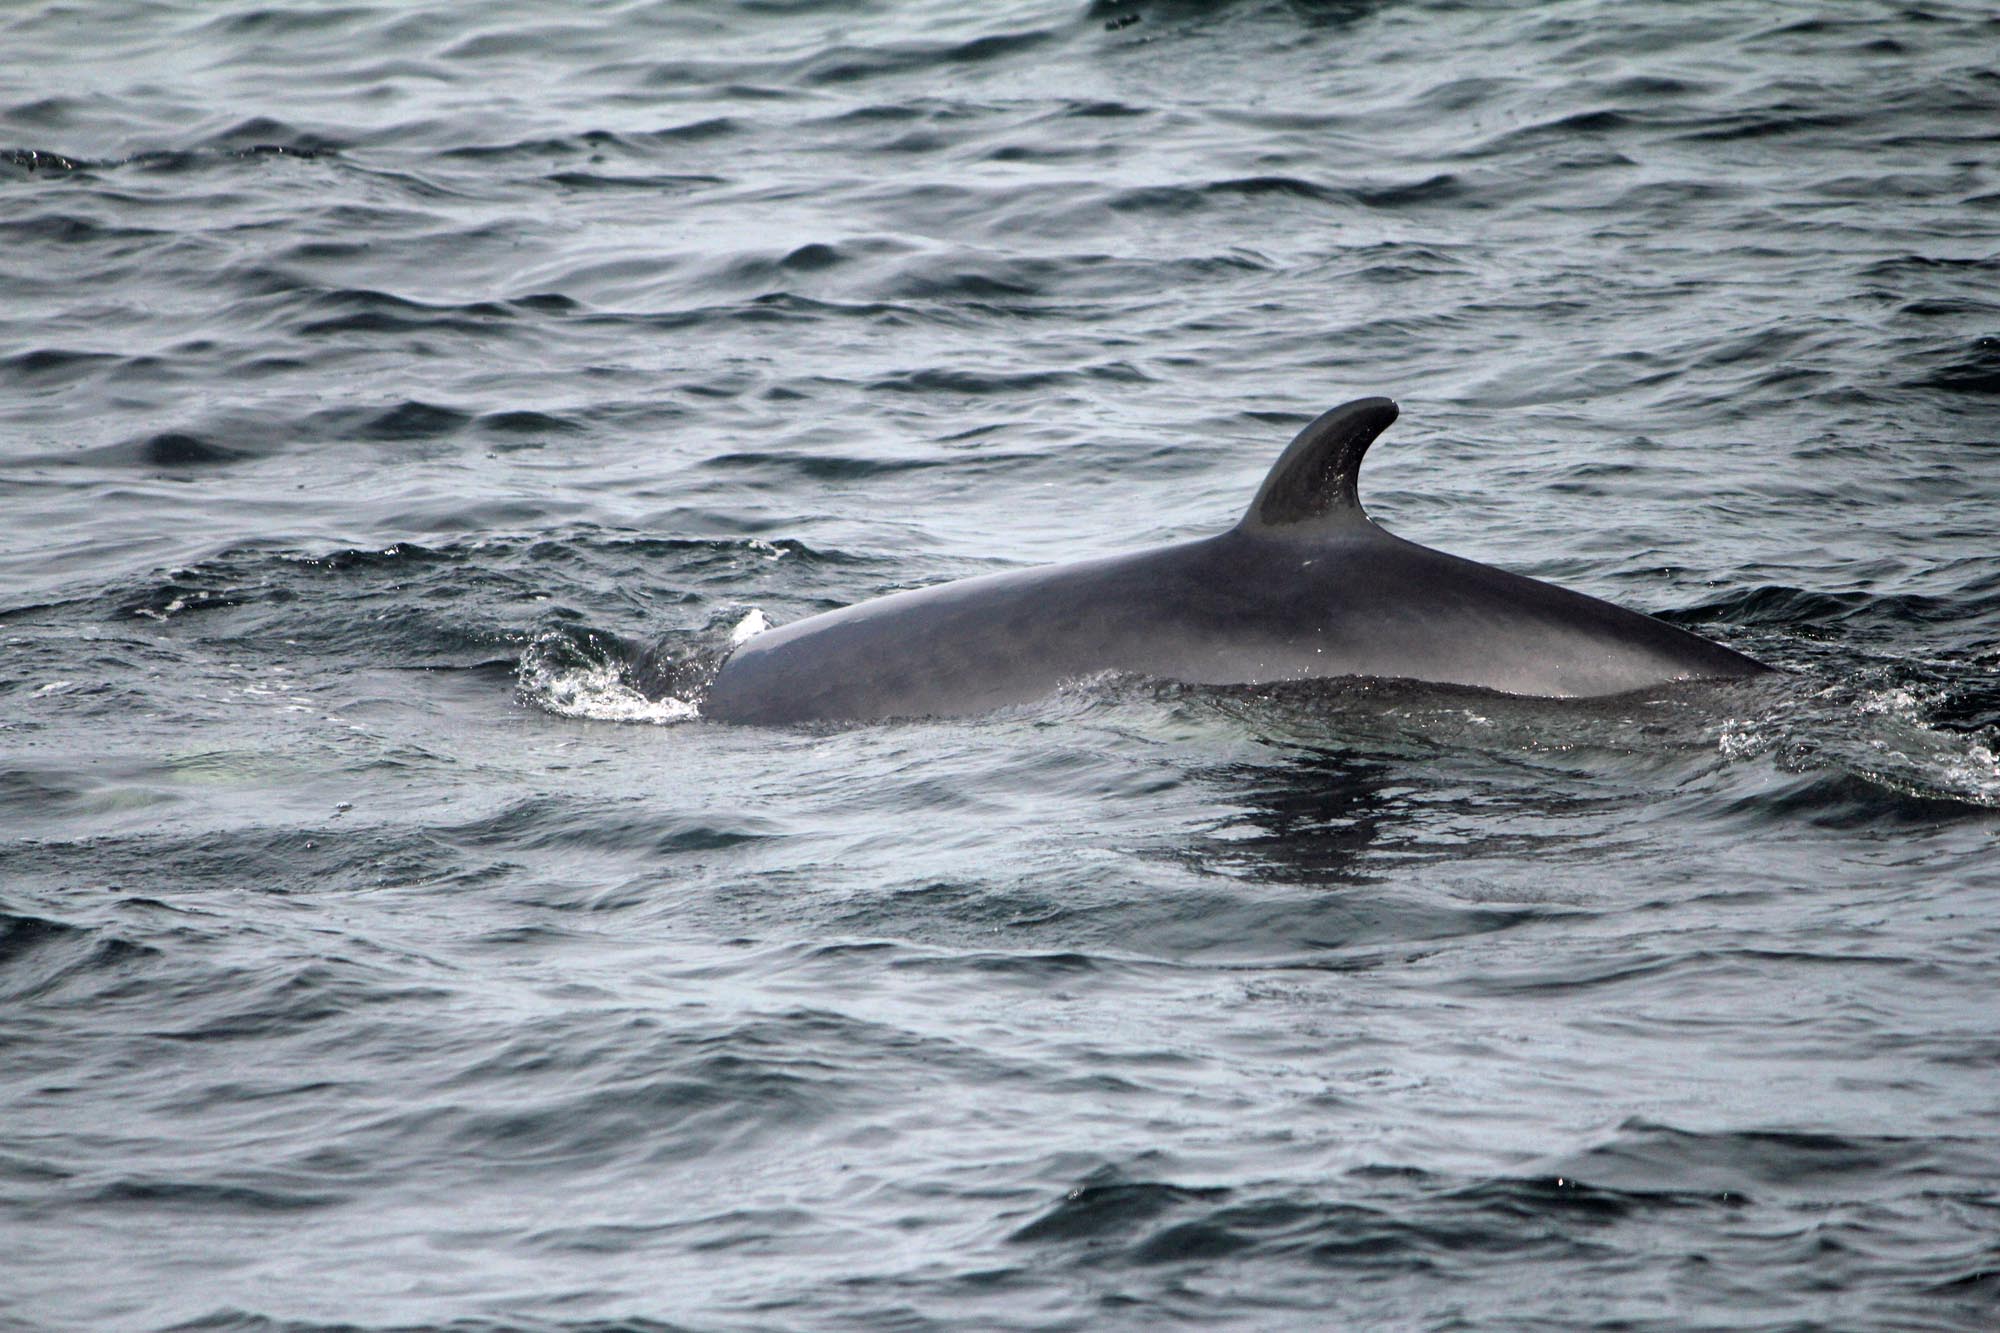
700,397,1771,724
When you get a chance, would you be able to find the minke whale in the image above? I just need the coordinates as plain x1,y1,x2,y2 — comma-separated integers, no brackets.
702,397,1770,724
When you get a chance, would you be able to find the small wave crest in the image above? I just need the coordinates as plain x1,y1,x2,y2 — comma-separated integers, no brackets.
516,626,697,725
517,641,698,724
516,610,766,725
1715,676,2000,813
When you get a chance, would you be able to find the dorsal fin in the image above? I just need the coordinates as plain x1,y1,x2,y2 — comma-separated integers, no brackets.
1235,397,1399,536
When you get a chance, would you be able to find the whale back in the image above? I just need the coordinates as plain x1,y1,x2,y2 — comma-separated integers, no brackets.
702,395,1773,723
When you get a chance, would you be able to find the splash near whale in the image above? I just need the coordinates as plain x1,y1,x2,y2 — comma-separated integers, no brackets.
702,398,1770,724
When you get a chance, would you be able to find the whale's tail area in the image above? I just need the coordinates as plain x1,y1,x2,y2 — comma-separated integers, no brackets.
1236,397,1399,536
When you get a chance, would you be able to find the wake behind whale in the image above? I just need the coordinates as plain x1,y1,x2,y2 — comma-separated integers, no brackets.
701,398,1771,725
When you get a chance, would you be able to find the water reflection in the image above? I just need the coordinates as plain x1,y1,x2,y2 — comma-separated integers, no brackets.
1191,745,1401,887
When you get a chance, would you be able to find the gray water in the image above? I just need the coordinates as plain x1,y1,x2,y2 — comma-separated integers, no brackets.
3,2,1998,1329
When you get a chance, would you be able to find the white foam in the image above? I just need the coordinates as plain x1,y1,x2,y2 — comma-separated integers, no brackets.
1858,685,1923,716
1942,738,2000,804
730,608,771,645
517,656,698,725
1719,681,2000,806
1717,716,1765,759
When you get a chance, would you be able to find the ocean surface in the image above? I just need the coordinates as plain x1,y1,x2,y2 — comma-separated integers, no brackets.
3,1,1998,1329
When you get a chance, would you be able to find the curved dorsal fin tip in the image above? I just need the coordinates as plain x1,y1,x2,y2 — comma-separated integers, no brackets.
1237,396,1399,534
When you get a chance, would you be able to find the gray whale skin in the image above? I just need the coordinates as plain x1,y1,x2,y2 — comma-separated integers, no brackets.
703,398,1770,724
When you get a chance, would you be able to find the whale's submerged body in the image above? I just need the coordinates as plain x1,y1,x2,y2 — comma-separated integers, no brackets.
702,398,1770,724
